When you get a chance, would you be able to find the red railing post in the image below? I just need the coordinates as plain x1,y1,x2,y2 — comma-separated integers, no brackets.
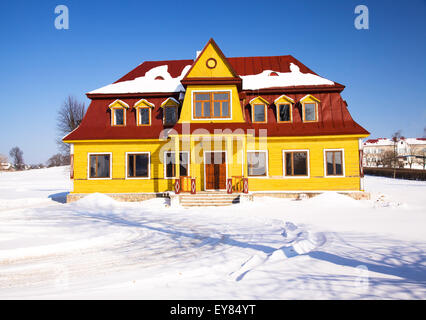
226,178,233,194
174,179,180,194
243,178,249,194
191,178,196,194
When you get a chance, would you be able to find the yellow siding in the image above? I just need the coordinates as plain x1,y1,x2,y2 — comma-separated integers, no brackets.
71,135,363,194
248,136,361,191
186,42,234,78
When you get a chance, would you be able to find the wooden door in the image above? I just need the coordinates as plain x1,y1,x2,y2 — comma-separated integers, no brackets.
205,152,226,190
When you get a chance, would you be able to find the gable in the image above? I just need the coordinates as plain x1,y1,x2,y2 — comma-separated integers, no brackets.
184,39,238,79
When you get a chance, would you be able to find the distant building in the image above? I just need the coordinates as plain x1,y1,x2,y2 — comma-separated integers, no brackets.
363,138,426,168
0,162,12,170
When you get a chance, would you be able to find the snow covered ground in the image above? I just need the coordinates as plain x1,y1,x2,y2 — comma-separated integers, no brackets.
0,167,425,299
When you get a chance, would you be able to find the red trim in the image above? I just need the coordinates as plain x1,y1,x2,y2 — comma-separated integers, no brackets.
191,178,196,194
174,179,180,194
226,178,233,194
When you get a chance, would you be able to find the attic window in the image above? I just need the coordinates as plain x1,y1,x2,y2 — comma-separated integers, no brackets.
300,95,320,122
278,104,291,122
111,107,126,126
253,104,266,123
108,100,129,127
134,99,154,126
161,97,180,126
269,72,279,76
249,96,269,123
274,95,294,123
155,76,165,80
164,106,178,125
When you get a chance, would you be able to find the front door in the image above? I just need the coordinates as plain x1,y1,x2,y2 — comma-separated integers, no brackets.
205,152,226,190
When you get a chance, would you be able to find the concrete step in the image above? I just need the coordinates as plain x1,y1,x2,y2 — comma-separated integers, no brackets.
180,196,239,201
179,194,240,207
182,203,236,207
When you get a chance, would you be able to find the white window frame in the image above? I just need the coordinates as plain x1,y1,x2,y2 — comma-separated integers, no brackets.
125,152,151,180
282,149,310,179
87,152,112,180
191,89,232,121
323,148,346,178
163,151,190,179
247,150,269,178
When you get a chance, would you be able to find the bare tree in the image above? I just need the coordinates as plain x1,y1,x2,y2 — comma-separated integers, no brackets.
9,147,24,170
47,153,70,167
56,96,86,154
378,150,395,168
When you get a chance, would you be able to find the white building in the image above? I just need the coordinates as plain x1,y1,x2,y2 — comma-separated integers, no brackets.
363,138,426,168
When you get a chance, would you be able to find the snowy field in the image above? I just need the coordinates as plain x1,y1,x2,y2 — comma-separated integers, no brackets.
0,166,425,299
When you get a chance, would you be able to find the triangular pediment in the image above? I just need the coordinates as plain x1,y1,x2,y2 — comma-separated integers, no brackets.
184,39,239,79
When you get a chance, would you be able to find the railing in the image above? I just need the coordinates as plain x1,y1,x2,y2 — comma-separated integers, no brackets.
174,176,196,194
227,176,249,194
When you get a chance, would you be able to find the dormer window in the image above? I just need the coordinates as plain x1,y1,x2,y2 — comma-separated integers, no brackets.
114,109,124,125
161,97,180,126
249,96,269,123
274,95,294,123
134,99,154,126
254,105,266,122
193,91,230,119
300,95,320,122
108,100,129,127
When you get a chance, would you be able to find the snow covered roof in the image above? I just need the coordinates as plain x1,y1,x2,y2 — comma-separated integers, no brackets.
87,55,339,96
364,138,394,146
364,138,426,146
240,63,334,90
89,65,191,95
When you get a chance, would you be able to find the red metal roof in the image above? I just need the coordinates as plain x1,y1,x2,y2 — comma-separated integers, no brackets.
63,92,368,141
64,46,368,141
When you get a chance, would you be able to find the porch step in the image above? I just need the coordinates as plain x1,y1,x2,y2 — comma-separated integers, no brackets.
179,194,241,207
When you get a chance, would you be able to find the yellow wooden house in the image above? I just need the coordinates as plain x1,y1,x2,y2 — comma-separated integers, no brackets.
63,39,369,203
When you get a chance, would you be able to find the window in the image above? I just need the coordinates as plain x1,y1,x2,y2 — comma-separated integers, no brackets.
247,151,267,177
134,99,154,126
284,151,309,177
274,95,294,123
138,107,150,125
301,95,320,122
249,96,269,123
164,106,178,126
278,104,291,122
127,153,150,178
253,104,266,123
112,108,125,126
193,91,230,119
164,152,189,178
325,150,344,176
304,103,316,121
109,100,129,126
89,154,111,179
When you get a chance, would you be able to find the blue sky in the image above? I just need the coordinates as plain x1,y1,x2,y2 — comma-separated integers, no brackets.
0,0,425,164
